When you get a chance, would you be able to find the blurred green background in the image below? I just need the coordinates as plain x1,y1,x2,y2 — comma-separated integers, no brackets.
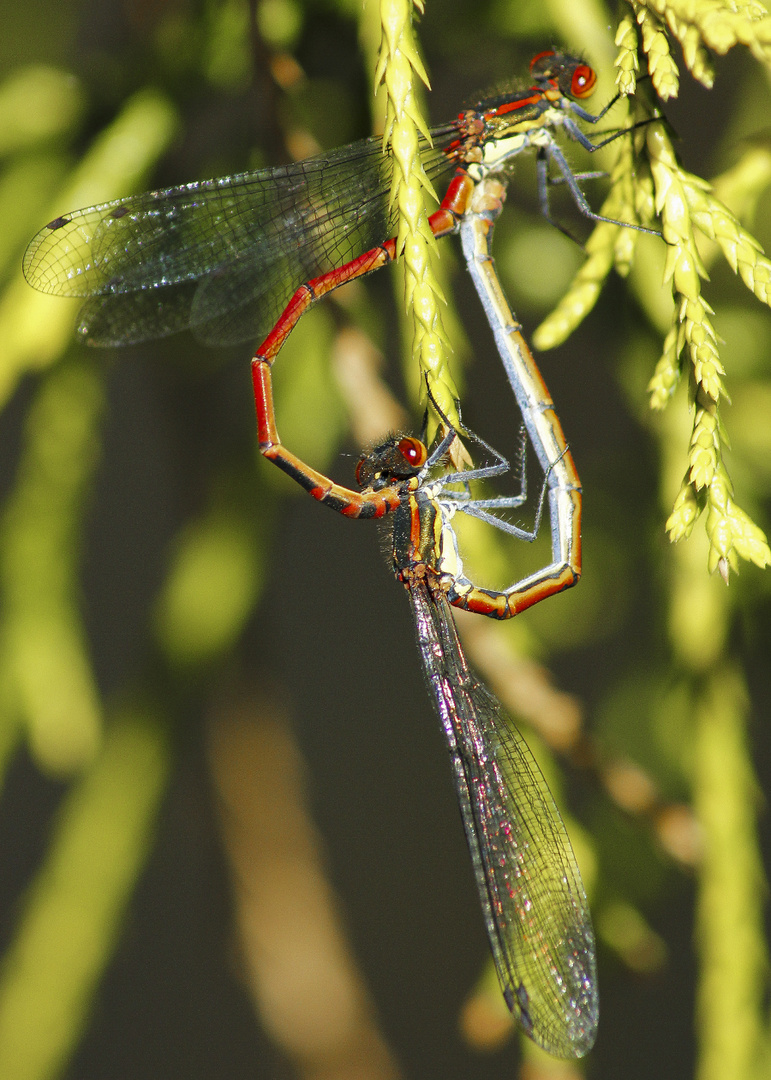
0,1,770,1078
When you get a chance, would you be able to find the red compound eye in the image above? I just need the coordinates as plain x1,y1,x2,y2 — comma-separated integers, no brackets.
397,437,427,469
571,63,596,98
354,457,367,486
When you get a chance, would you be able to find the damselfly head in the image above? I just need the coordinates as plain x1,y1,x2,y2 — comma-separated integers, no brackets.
530,50,597,101
355,435,427,490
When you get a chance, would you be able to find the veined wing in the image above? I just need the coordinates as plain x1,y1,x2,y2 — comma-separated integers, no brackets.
23,134,456,347
408,579,598,1058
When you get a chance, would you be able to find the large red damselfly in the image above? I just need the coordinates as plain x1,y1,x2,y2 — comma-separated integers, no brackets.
23,50,652,357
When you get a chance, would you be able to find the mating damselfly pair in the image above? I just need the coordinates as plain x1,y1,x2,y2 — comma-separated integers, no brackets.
23,49,658,1058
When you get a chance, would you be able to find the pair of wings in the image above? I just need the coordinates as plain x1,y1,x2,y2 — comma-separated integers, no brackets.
23,132,457,348
409,580,598,1058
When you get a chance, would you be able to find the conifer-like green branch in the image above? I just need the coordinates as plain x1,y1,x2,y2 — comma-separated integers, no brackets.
538,4,771,576
375,0,458,427
645,122,771,576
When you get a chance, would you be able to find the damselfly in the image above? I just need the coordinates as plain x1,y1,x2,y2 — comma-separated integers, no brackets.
357,425,596,1058
23,50,652,356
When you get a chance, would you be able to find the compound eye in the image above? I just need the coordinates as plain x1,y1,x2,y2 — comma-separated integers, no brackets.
571,63,596,98
397,437,427,470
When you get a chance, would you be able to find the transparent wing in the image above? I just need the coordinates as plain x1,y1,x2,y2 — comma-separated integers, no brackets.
408,579,598,1058
23,135,455,347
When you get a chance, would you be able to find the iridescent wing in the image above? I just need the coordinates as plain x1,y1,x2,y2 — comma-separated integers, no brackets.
409,579,598,1058
23,135,455,347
